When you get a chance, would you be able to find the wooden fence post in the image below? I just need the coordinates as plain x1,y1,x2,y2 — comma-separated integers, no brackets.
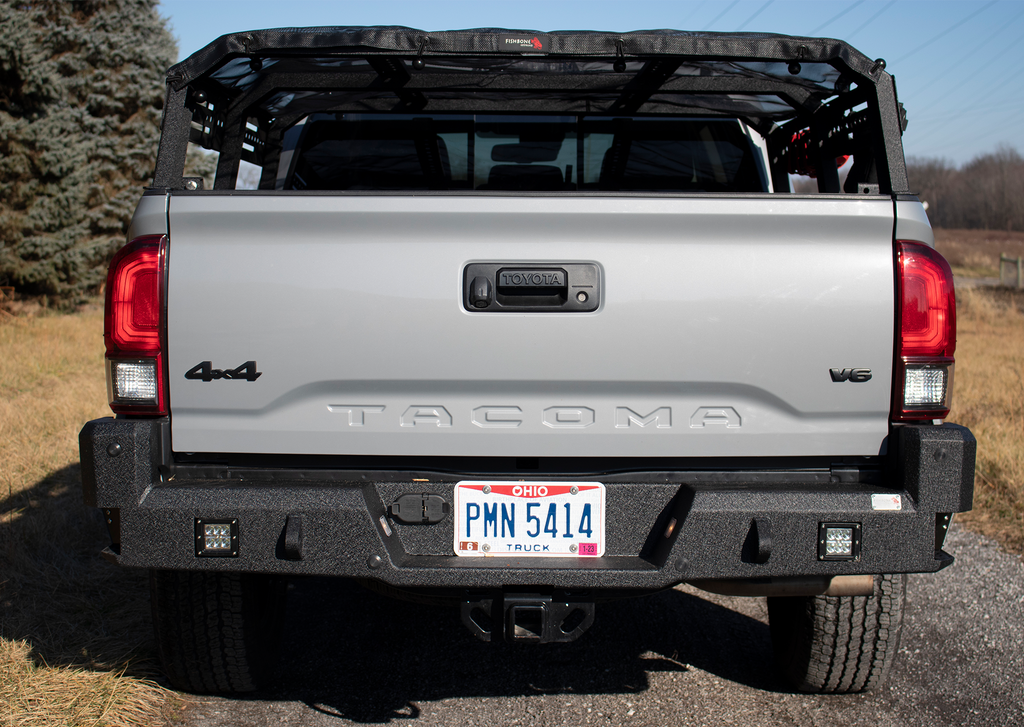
999,254,1023,289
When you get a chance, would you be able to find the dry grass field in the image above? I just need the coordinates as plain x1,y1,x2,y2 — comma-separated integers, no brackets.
945,286,1024,554
936,229,1024,552
1,247,1021,724
935,227,1024,280
0,309,184,726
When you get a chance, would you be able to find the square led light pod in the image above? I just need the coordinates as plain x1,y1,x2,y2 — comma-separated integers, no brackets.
818,522,861,562
195,518,239,557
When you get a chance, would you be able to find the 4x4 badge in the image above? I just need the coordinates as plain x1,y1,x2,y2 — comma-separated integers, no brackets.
185,361,262,382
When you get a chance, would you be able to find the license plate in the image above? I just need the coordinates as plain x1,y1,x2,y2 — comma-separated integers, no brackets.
454,481,605,557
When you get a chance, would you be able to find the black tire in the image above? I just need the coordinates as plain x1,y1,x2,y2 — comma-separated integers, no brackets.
149,570,287,694
767,573,906,694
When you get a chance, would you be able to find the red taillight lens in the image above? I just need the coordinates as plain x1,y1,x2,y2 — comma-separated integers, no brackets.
894,240,956,421
104,235,167,415
898,241,956,358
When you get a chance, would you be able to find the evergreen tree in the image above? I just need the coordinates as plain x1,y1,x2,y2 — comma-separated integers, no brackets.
0,0,176,301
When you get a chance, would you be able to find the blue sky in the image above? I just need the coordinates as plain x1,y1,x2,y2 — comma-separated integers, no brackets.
157,0,1024,166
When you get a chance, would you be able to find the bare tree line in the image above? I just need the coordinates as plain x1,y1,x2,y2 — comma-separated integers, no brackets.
907,144,1024,231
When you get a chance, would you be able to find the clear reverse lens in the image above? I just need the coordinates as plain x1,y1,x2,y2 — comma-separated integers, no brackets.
904,366,947,406
112,361,157,401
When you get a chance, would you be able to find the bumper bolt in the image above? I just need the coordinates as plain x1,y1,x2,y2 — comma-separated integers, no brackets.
367,554,382,569
106,442,122,457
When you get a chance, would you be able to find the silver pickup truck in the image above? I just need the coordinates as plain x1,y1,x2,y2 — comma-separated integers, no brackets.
80,27,975,696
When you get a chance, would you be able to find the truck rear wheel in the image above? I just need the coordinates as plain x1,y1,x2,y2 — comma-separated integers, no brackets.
149,570,287,694
767,573,905,693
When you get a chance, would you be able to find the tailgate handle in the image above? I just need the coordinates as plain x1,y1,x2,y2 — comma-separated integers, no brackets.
498,269,566,293
497,268,567,307
463,263,600,313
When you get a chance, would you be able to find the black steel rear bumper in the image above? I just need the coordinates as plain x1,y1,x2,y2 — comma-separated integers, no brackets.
79,418,974,590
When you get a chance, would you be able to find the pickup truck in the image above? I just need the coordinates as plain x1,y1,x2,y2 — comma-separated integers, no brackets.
80,26,975,696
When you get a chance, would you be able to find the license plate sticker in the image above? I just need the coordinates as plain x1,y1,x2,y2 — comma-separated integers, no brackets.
454,481,605,557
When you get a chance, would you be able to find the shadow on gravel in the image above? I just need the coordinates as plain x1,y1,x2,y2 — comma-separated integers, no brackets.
256,576,780,723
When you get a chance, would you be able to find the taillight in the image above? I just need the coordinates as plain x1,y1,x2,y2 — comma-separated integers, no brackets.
104,235,167,415
894,240,956,421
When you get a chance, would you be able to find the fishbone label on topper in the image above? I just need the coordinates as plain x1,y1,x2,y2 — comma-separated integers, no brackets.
500,34,549,52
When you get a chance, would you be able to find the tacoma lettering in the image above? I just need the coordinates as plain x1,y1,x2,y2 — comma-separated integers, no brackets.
328,404,745,429
327,405,386,426
615,407,672,428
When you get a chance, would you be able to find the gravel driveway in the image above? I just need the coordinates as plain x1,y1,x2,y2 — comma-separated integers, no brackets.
183,525,1023,726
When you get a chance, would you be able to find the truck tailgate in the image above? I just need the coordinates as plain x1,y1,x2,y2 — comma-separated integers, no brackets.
166,194,894,458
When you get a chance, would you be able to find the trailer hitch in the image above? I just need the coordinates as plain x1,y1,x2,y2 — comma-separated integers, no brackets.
461,592,595,643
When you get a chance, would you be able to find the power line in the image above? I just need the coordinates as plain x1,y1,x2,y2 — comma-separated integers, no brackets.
680,1,708,29
910,95,1024,131
902,5,1024,104
891,0,998,64
736,0,774,31
846,0,896,41
905,31,1024,138
701,0,740,31
808,0,865,36
915,116,1023,156
917,123,1016,157
909,89,1024,152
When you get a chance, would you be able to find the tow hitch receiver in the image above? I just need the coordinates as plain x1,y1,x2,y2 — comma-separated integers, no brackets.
461,593,595,643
